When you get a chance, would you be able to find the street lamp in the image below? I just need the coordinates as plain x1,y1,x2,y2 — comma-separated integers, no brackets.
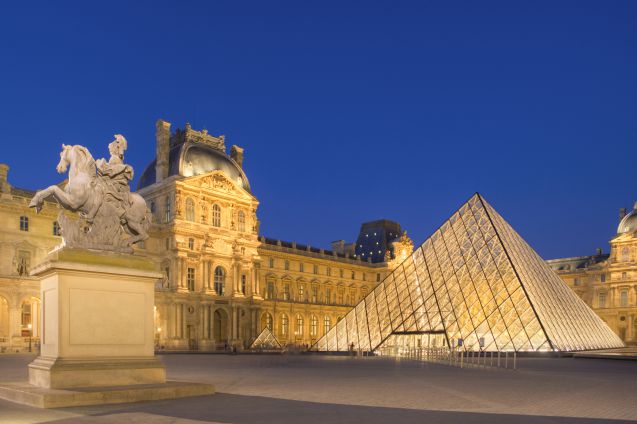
27,323,32,352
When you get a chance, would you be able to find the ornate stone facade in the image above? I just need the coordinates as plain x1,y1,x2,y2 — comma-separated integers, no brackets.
7,119,632,352
0,165,57,352
547,204,637,346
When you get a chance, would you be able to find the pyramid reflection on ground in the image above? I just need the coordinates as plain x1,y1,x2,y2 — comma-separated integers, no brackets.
313,193,623,352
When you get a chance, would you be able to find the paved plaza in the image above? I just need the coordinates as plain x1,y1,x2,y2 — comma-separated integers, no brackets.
0,353,636,423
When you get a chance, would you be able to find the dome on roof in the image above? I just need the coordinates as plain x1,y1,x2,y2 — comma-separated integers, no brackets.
137,141,251,192
617,202,637,235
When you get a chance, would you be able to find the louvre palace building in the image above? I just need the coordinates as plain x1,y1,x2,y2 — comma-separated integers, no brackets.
0,119,634,353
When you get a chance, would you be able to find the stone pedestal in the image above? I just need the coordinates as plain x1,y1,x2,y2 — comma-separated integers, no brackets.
0,248,214,408
27,249,164,389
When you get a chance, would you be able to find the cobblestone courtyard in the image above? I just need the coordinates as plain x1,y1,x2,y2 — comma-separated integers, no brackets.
1,353,636,423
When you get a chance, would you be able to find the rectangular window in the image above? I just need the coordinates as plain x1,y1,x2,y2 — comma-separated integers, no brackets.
164,197,172,223
21,302,32,327
573,278,580,286
267,282,275,300
327,267,331,277
188,238,194,250
53,221,61,236
600,274,606,283
298,284,305,300
19,216,28,232
269,257,274,268
165,238,170,250
339,269,344,278
299,263,304,272
622,272,628,280
326,288,331,304
312,286,318,303
241,275,247,295
324,316,331,333
283,283,290,301
376,273,381,282
187,268,195,292
351,271,355,280
363,273,366,281
337,288,344,305
284,260,289,271
620,290,628,307
599,293,606,308
313,264,318,274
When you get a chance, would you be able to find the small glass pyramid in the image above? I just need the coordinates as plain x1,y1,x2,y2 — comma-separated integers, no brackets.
250,326,283,351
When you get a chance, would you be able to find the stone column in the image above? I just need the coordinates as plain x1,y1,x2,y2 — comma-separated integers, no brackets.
8,305,21,351
233,262,243,296
253,263,262,299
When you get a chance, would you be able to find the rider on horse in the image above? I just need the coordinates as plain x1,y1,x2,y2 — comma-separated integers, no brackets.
95,134,134,220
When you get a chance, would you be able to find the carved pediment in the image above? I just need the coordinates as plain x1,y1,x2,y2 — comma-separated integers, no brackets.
186,171,252,199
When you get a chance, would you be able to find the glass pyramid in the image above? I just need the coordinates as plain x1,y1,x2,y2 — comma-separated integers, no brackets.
250,327,282,351
313,194,623,352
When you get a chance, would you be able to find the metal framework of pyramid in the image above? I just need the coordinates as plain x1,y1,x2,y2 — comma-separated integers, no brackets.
313,194,623,352
250,327,283,350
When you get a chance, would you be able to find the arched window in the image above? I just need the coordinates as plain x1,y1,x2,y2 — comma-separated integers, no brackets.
324,316,331,334
238,210,245,232
295,314,304,336
310,315,318,337
281,314,289,336
212,204,221,227
164,196,172,223
214,267,226,295
185,198,195,222
264,313,273,331
53,221,61,236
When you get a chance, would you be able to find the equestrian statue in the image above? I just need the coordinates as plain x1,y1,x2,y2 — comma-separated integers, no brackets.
29,135,151,253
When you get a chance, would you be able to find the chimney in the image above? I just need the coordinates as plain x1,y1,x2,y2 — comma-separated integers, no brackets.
620,208,627,220
331,240,345,253
155,119,171,183
0,163,10,193
231,145,244,168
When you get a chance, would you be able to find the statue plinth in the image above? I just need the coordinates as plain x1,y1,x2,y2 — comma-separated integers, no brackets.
0,137,214,408
28,248,165,389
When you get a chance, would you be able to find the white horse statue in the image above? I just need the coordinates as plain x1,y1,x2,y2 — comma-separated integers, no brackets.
29,138,151,252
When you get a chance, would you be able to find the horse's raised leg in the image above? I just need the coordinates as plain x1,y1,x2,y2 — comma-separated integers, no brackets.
29,185,86,213
28,185,59,212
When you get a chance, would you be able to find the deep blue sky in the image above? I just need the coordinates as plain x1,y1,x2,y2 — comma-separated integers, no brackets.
1,1,636,259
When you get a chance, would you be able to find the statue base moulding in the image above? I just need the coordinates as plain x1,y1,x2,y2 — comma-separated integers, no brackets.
0,248,214,408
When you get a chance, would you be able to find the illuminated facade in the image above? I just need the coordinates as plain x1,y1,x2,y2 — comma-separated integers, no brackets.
133,120,401,350
0,164,56,352
314,194,623,352
547,203,637,346
0,119,627,353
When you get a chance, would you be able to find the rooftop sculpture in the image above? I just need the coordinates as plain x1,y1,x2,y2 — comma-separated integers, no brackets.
29,135,151,253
